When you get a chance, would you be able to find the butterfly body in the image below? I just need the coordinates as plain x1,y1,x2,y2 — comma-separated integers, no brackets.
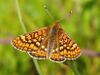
11,21,81,63
47,22,60,57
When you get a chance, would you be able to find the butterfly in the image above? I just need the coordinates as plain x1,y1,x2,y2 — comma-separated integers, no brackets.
11,21,81,63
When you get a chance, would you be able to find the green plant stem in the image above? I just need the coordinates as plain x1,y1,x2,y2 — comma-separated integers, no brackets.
15,0,26,33
64,61,80,75
15,0,42,75
33,59,42,75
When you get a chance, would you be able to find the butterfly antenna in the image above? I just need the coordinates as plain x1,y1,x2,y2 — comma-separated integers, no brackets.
44,5,55,21
59,10,72,22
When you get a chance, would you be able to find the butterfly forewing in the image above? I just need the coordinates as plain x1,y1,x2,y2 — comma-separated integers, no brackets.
28,28,50,59
11,28,49,59
58,28,81,60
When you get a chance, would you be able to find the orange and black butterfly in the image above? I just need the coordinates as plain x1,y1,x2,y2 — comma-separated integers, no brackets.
11,21,81,63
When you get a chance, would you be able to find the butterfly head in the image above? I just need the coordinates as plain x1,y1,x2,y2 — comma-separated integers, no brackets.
52,21,61,29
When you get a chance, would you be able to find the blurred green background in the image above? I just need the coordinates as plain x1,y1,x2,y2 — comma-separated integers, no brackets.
0,0,100,75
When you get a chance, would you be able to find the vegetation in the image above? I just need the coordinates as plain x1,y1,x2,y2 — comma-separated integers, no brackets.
0,0,100,75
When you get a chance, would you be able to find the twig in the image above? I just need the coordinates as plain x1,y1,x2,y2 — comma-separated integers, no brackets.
82,48,100,57
0,37,13,44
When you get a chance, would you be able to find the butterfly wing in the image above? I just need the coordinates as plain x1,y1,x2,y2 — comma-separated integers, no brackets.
11,27,50,59
49,28,81,62
58,28,81,60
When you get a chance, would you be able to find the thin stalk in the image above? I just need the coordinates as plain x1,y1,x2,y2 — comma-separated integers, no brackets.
15,0,26,33
15,0,42,75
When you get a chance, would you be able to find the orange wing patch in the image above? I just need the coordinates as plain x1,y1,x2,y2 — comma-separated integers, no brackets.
58,29,81,60
49,50,66,62
29,49,48,59
11,28,49,59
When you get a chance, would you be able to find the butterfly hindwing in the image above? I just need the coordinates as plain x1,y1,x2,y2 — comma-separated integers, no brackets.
49,50,66,62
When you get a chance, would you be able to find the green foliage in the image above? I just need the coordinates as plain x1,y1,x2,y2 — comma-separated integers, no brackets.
0,0,100,75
